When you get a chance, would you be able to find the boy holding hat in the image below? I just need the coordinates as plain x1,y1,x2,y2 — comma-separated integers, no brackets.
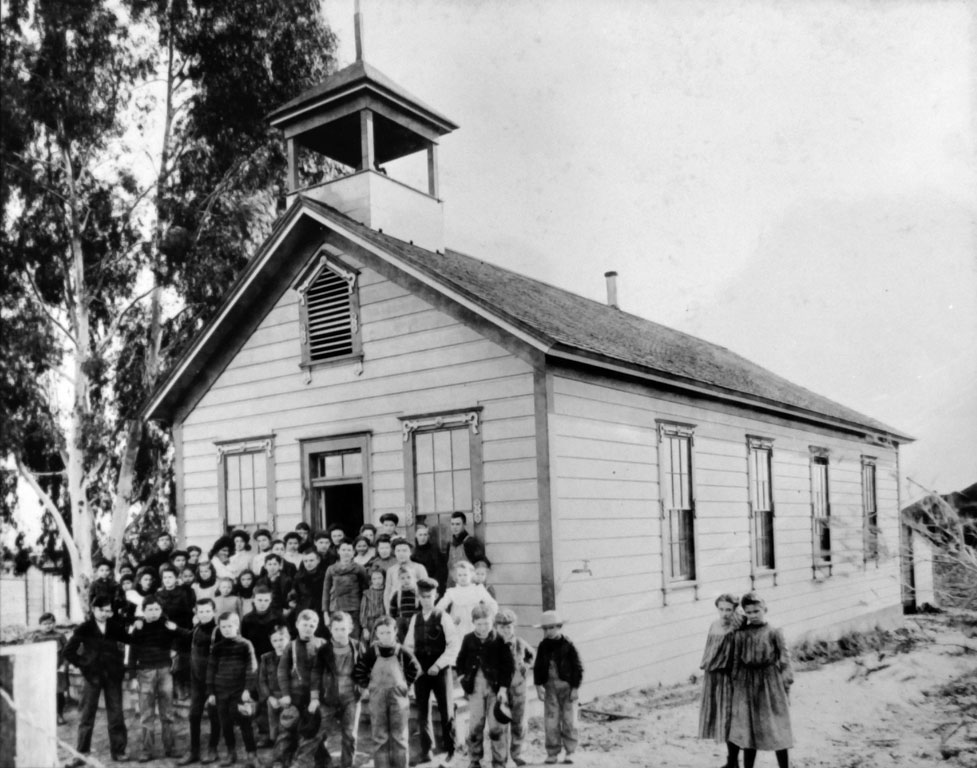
494,609,534,767
533,610,583,765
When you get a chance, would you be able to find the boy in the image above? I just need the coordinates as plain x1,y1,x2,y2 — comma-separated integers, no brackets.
89,559,119,608
410,523,445,595
143,531,175,572
258,553,293,613
323,524,346,569
311,612,362,768
353,616,421,768
455,605,513,768
445,513,487,587
250,529,274,574
272,610,327,768
372,534,397,575
129,596,182,761
378,512,399,539
322,540,368,639
383,538,428,608
171,550,190,575
473,561,496,600
65,596,134,763
177,598,222,766
270,539,299,579
359,568,387,648
294,547,328,636
294,522,312,546
312,531,333,566
157,564,195,700
494,610,534,767
533,610,583,765
242,584,282,741
206,612,259,767
403,578,460,764
258,626,290,749
30,612,68,724
387,565,420,643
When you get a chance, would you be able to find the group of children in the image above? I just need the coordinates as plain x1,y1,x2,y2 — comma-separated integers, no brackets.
54,516,583,768
698,591,794,768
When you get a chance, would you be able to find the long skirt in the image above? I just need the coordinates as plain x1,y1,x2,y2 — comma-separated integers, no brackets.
728,666,793,750
697,669,732,741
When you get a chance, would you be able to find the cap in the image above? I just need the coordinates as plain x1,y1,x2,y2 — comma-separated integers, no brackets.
533,610,565,628
493,698,512,725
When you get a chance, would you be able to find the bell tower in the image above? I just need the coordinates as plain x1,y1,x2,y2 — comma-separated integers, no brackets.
268,3,458,252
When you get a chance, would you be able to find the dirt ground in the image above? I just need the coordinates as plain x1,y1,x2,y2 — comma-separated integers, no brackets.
57,613,976,768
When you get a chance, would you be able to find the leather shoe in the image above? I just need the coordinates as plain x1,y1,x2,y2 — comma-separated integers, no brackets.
112,751,130,762
176,755,200,766
200,750,219,765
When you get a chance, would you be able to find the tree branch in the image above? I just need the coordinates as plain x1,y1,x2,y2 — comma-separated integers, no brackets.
96,286,157,355
24,268,79,347
14,454,82,577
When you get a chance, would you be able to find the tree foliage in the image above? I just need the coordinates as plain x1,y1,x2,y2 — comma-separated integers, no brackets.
0,0,336,604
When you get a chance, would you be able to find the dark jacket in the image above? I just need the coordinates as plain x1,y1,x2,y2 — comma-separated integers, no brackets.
352,644,421,691
241,608,283,660
455,630,514,694
64,617,132,681
256,573,292,612
321,561,368,614
313,642,362,705
258,650,283,701
293,562,327,614
130,618,179,669
450,531,489,568
156,585,194,628
533,635,584,689
277,636,326,700
411,543,445,592
89,577,120,608
207,636,258,698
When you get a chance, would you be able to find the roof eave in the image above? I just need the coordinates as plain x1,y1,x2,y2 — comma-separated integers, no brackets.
547,345,915,444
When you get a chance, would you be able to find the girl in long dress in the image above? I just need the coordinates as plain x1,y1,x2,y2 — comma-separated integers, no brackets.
728,591,793,768
698,593,740,767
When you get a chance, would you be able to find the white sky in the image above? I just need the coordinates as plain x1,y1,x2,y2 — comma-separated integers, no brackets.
320,0,977,497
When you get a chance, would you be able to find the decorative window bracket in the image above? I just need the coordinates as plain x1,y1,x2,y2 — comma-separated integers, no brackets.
216,436,275,464
657,420,695,440
401,410,480,442
809,445,830,459
747,435,774,450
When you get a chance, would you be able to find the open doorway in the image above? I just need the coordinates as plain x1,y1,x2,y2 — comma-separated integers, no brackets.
313,483,364,541
302,434,371,539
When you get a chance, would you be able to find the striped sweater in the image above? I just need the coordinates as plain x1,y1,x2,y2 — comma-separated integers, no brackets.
206,635,257,698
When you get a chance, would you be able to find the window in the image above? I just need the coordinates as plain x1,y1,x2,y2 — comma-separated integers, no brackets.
810,448,831,571
748,437,775,572
862,456,878,560
658,422,696,585
296,251,361,367
402,409,483,553
217,436,275,531
301,434,370,540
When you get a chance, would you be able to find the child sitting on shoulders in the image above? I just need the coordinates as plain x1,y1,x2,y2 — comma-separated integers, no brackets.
727,592,793,768
533,610,583,765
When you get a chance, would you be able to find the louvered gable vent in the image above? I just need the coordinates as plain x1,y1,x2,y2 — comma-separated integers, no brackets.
306,267,353,361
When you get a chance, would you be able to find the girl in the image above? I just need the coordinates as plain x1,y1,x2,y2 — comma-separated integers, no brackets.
213,577,243,618
210,535,235,580
699,593,740,767
127,567,157,617
358,522,377,544
228,529,252,578
359,568,387,649
192,559,218,600
728,592,793,768
235,570,256,614
436,560,498,636
352,534,376,569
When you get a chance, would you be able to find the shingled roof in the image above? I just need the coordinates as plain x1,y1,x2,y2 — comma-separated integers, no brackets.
144,196,911,442
302,200,910,440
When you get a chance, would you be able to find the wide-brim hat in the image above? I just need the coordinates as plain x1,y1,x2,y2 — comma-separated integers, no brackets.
533,610,565,628
493,698,512,725
298,708,322,739
236,700,254,718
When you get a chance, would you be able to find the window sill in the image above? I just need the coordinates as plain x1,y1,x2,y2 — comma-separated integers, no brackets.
300,353,363,372
663,578,699,604
812,561,833,581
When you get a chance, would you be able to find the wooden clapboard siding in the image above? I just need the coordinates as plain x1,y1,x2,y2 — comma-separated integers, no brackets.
178,253,542,617
547,368,903,696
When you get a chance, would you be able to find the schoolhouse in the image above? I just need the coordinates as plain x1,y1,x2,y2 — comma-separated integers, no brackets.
144,41,913,697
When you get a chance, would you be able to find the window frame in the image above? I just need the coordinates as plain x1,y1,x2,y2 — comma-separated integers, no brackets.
809,446,832,576
400,408,485,545
299,433,372,535
747,435,776,581
216,435,276,533
657,420,698,601
861,455,879,563
294,249,363,371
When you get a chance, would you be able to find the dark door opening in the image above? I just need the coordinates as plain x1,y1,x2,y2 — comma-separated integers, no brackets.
314,482,364,541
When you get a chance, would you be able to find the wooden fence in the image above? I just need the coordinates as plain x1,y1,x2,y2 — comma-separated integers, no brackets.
0,568,72,627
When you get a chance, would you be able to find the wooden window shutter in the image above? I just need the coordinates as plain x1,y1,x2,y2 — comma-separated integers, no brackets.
306,268,354,361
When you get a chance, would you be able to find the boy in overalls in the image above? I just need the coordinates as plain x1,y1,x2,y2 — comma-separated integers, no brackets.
353,616,421,768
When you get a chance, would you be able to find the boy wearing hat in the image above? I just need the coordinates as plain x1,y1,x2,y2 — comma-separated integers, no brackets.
494,609,534,767
533,611,583,765
455,605,514,768
403,577,461,764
